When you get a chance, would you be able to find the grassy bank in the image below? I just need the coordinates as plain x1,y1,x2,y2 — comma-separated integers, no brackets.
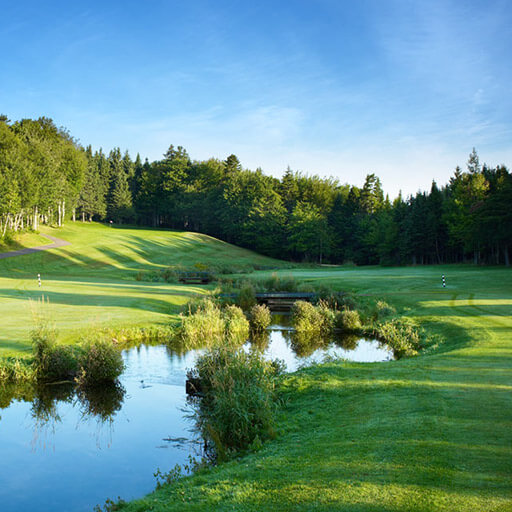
119,265,512,512
0,222,284,357
0,231,50,253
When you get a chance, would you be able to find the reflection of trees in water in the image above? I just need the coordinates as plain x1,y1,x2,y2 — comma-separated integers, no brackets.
249,331,270,352
31,383,75,424
77,382,126,423
0,383,36,409
290,331,329,358
333,333,360,351
0,381,128,451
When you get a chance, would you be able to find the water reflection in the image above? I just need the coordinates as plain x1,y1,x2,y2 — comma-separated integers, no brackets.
0,322,392,512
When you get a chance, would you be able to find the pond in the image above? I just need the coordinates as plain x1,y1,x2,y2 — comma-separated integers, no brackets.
0,323,392,512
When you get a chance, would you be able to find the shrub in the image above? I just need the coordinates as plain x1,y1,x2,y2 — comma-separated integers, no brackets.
335,308,362,332
0,358,35,384
75,339,124,388
223,305,250,345
375,300,396,319
177,300,251,349
375,318,422,358
249,304,272,333
177,300,226,349
292,300,332,337
189,347,283,459
32,323,79,382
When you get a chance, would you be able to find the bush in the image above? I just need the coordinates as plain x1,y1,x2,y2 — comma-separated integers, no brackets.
223,305,250,345
76,339,125,388
189,347,283,460
0,357,35,384
249,304,272,333
32,323,80,382
177,300,250,349
335,308,362,332
177,300,226,349
375,318,422,358
292,300,332,337
374,300,396,319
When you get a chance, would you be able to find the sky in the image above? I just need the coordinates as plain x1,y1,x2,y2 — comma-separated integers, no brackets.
1,0,511,198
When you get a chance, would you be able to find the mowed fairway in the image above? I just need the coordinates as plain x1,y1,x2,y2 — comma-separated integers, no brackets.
0,222,282,356
122,265,512,512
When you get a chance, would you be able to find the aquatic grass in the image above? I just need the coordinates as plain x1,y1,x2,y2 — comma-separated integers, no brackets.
248,304,271,333
223,305,250,345
335,307,362,332
177,299,249,350
177,300,226,349
0,357,35,384
188,346,283,460
75,338,125,388
372,318,423,359
291,300,333,337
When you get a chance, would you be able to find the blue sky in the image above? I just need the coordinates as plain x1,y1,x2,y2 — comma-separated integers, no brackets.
1,0,511,197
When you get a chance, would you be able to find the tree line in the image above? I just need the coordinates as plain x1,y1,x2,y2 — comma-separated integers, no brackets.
1,116,510,265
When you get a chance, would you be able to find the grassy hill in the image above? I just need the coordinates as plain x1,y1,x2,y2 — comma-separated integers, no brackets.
0,222,284,356
121,265,512,512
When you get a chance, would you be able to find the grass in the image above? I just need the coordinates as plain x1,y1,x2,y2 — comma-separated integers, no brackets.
0,222,284,356
0,231,50,253
1,225,511,510
118,265,512,512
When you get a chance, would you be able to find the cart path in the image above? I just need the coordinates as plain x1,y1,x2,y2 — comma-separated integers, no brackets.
0,234,71,259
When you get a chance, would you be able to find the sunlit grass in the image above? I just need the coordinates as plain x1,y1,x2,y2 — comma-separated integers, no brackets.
0,222,283,356
120,263,512,512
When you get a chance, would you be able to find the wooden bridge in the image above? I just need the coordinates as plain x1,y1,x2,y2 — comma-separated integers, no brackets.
178,271,212,284
255,292,316,311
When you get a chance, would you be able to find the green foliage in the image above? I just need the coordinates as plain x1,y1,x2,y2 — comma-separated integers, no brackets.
291,300,333,338
374,318,423,358
261,272,298,292
32,322,79,381
177,300,249,349
237,281,257,310
189,347,283,459
335,308,362,332
248,304,271,333
75,339,125,388
0,357,34,383
223,305,250,344
177,300,226,349
31,321,124,386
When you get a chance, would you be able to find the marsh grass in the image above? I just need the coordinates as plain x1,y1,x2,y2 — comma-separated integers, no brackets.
188,346,283,460
372,318,424,358
176,299,249,350
248,304,271,333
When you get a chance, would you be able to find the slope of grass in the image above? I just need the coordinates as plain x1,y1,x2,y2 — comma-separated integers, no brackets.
0,222,284,356
120,265,512,512
0,231,50,253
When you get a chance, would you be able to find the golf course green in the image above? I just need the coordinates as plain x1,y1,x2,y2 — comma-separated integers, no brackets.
0,223,510,511
0,222,283,356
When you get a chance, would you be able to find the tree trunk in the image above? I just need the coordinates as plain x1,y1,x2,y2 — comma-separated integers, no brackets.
504,245,510,267
72,208,76,222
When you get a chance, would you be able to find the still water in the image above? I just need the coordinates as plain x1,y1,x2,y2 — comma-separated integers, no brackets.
0,325,392,512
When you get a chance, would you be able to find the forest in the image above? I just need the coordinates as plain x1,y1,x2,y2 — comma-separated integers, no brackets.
1,115,511,265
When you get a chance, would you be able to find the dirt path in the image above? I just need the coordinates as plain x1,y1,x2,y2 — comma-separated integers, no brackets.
0,234,70,259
